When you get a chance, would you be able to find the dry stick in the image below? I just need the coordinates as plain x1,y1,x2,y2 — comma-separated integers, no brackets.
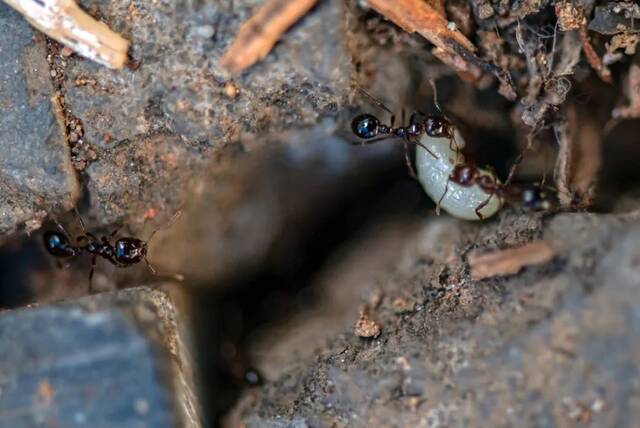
220,0,319,74
555,104,602,208
579,25,612,84
366,0,516,100
3,0,129,68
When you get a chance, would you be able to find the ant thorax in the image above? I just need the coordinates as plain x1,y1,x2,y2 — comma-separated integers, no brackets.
414,124,504,221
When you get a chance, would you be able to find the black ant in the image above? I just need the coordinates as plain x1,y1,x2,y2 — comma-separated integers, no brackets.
349,89,452,177
43,209,182,290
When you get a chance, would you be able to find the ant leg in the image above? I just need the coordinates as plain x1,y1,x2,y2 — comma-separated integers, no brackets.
110,228,120,238
475,193,495,220
401,109,406,127
403,138,418,179
436,179,450,216
349,135,397,146
88,254,97,293
411,138,438,160
505,152,524,187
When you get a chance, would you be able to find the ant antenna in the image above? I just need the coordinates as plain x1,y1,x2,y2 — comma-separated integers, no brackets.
144,210,184,282
143,257,185,282
357,86,395,116
72,207,88,234
148,210,182,244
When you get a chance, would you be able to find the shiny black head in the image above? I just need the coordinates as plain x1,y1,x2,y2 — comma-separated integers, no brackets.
521,186,555,211
114,237,147,265
44,231,78,258
351,114,380,139
425,116,452,139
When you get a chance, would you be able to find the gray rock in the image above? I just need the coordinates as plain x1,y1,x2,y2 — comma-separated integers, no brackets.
0,4,78,239
56,0,351,227
0,287,201,428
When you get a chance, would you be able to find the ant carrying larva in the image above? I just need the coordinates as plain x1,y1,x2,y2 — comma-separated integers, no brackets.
43,209,183,291
349,86,554,220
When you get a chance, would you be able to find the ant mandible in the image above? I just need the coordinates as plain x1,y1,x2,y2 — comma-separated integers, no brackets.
43,209,182,291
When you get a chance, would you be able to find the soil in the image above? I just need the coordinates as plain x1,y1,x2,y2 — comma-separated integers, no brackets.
2,0,640,427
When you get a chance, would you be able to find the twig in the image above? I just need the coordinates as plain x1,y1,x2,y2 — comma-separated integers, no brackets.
366,0,517,100
3,0,129,68
553,104,602,208
220,0,319,74
468,241,555,280
579,25,612,83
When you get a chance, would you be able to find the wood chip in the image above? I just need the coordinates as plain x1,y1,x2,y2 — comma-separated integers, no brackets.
580,25,612,83
220,0,319,74
4,0,129,68
468,241,555,280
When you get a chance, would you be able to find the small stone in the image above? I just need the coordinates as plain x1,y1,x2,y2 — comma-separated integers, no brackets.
61,46,74,57
477,2,495,19
195,25,215,38
224,82,239,98
354,311,381,338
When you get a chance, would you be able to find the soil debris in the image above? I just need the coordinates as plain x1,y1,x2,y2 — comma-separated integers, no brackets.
354,310,381,338
467,240,555,280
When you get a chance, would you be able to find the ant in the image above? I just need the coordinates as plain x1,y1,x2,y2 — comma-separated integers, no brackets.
349,88,450,178
43,209,182,291
445,162,556,218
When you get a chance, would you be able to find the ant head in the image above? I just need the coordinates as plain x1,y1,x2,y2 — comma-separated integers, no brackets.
425,116,453,139
351,114,380,139
43,231,75,257
114,237,147,265
521,186,556,211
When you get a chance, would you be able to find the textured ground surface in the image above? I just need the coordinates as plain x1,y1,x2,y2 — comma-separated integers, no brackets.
228,204,640,427
2,0,640,427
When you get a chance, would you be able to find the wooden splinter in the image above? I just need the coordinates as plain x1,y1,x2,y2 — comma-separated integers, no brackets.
468,241,555,280
3,0,129,69
220,0,319,74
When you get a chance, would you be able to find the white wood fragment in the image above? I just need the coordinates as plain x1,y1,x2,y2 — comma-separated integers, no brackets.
3,0,129,68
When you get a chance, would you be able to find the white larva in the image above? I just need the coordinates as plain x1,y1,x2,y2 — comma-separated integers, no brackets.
415,130,503,221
